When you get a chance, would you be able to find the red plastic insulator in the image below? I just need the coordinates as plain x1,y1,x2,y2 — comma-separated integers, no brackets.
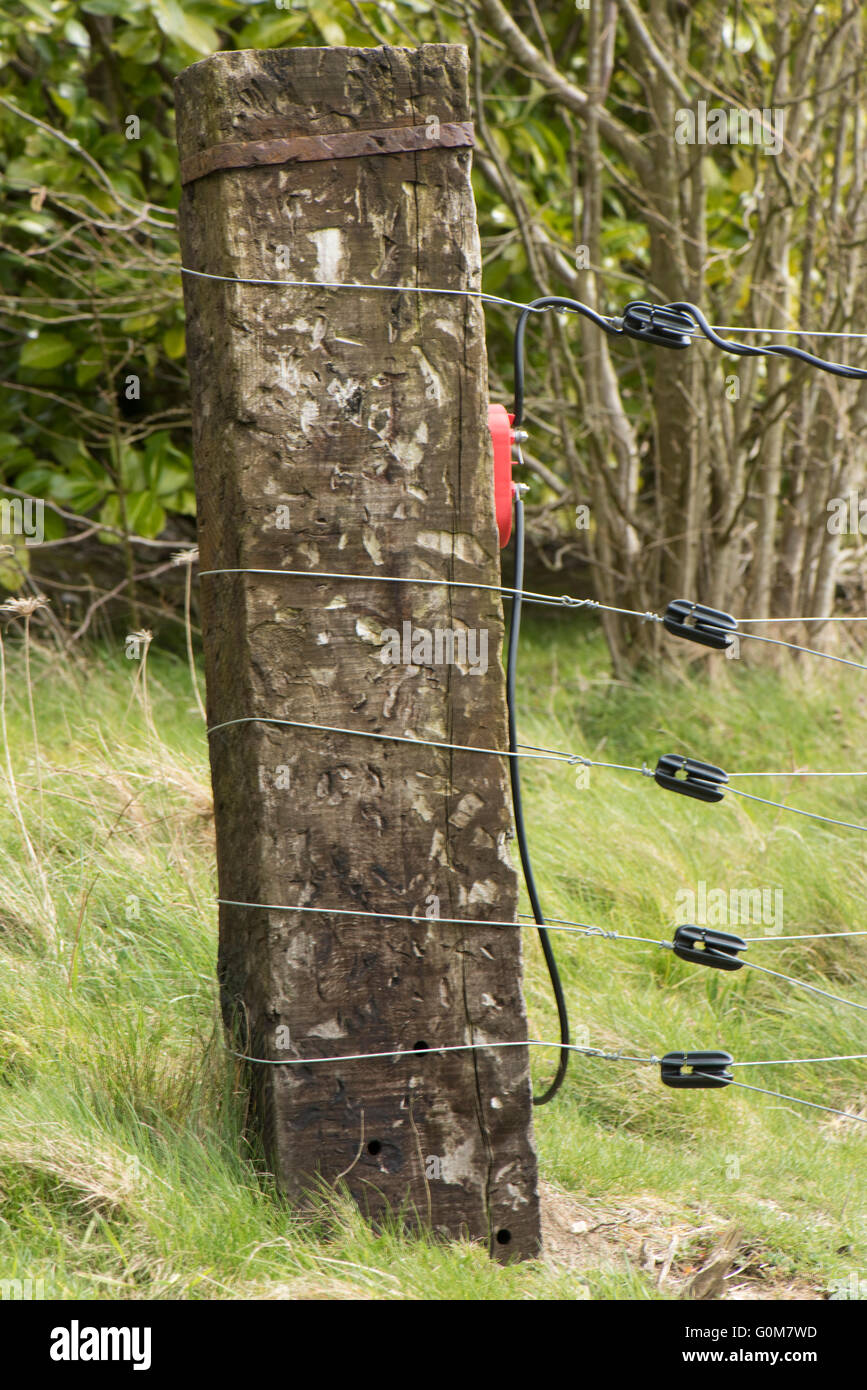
488,403,516,547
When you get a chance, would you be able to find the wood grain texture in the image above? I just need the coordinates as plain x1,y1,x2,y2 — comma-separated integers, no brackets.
176,44,541,1260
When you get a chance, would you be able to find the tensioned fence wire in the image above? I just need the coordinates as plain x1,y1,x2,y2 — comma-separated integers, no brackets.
178,264,867,1126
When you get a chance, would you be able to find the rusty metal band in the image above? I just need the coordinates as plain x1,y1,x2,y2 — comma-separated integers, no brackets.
180,120,475,186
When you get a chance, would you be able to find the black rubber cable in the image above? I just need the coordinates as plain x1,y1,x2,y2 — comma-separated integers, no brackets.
506,492,570,1104
506,286,864,1104
513,295,622,427
666,300,867,380
514,295,867,390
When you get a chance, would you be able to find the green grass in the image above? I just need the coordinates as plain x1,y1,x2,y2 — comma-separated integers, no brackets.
0,615,864,1299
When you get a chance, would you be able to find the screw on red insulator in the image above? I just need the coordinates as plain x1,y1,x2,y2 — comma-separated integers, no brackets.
488,403,516,547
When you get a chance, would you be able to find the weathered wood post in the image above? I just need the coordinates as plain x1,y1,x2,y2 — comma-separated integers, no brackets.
176,44,542,1259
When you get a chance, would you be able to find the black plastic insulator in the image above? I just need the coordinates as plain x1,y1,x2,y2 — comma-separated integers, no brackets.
673,925,747,972
654,755,728,803
619,301,695,349
660,1050,734,1089
663,599,737,651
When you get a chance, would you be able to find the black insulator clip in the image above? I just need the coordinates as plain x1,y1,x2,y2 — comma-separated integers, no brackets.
660,1050,734,1089
673,925,747,972
654,754,728,803
619,301,695,349
663,599,737,651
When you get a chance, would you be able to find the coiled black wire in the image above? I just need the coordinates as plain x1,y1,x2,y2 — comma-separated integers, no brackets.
665,300,867,379
513,295,622,427
506,492,570,1104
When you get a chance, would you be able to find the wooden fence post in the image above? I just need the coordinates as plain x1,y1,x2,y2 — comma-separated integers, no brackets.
176,43,542,1260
